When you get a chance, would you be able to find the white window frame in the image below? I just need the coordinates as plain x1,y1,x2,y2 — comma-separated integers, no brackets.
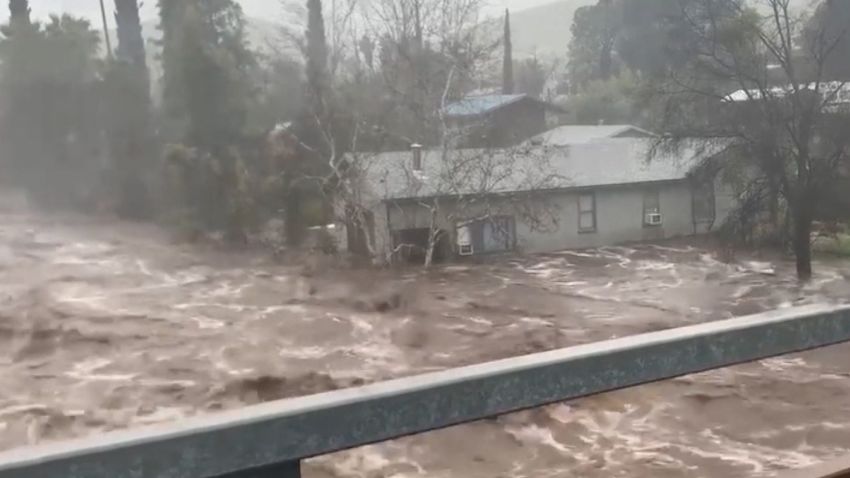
578,192,597,233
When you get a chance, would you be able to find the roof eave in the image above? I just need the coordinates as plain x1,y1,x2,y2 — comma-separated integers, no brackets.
380,177,691,203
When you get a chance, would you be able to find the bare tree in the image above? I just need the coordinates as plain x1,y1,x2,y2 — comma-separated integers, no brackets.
333,62,565,266
398,147,564,267
649,0,850,280
293,0,554,266
363,0,498,144
345,68,563,266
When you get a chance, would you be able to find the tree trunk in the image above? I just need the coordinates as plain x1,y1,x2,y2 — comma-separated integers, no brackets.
792,208,813,281
424,228,441,268
285,190,305,247
768,179,779,235
424,208,439,268
599,38,614,80
424,236,435,268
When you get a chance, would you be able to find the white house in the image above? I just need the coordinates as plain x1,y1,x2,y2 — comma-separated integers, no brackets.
347,125,736,263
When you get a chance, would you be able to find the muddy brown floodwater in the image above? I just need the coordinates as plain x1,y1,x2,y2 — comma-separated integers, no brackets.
0,197,849,477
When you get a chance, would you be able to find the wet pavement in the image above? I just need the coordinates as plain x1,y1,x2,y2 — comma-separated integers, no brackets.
0,199,849,477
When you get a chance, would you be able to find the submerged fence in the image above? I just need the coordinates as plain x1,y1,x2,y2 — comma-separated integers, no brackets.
1,305,850,478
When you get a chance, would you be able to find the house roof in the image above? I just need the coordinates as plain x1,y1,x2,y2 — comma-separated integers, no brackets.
358,138,706,201
725,82,850,102
443,94,528,117
534,125,654,146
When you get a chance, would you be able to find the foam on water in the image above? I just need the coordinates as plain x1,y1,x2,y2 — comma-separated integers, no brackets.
1,205,850,477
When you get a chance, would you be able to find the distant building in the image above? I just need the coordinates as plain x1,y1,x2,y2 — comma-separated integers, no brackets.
443,94,567,148
531,124,654,145
347,125,736,263
724,82,850,112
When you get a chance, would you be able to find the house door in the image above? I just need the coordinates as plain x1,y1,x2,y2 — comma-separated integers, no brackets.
481,217,515,252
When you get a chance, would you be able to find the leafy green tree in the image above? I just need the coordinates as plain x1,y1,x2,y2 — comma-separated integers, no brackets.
249,54,304,133
515,56,551,99
567,0,744,90
159,0,252,151
565,72,641,124
0,15,103,206
157,0,185,126
274,0,333,246
157,0,257,239
8,0,29,25
615,0,682,77
567,0,621,92
649,0,850,280
103,0,154,218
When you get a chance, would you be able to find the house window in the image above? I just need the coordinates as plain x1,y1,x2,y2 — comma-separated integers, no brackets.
643,189,661,227
578,192,596,233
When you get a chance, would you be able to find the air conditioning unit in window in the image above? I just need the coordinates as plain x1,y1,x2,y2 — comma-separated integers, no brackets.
645,213,663,226
457,224,474,256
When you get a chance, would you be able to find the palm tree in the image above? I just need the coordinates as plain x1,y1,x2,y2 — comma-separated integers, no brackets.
114,0,147,70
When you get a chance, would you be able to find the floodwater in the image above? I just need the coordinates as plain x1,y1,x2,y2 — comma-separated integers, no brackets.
0,198,849,477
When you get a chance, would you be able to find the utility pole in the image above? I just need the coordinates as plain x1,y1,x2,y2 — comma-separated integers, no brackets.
99,0,113,59
502,9,514,95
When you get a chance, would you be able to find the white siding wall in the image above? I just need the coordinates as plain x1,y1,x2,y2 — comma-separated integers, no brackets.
516,181,695,253
372,180,701,259
714,177,738,227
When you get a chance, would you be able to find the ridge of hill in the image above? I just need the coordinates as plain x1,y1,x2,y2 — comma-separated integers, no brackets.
119,0,815,63
510,0,596,58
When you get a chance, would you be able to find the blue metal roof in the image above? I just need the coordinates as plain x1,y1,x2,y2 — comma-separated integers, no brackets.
443,94,528,117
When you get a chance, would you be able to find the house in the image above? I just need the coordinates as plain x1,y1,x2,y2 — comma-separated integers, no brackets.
532,124,654,145
348,126,736,263
724,82,850,103
444,94,567,148
725,82,850,113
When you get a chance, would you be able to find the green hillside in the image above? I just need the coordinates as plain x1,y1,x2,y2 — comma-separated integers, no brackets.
508,0,814,59
123,0,817,71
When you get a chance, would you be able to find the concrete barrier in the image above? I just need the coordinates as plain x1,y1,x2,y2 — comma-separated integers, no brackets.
1,304,849,478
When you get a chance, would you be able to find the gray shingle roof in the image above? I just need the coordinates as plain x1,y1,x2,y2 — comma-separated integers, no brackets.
358,138,704,201
443,94,528,117
534,125,653,145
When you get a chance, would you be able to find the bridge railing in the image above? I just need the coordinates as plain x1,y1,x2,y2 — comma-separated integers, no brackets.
1,304,849,478
779,456,850,478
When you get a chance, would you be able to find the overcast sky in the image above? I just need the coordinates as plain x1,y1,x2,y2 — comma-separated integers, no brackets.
0,0,557,25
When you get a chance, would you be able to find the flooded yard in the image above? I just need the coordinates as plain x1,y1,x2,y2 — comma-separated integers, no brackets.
0,200,849,477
